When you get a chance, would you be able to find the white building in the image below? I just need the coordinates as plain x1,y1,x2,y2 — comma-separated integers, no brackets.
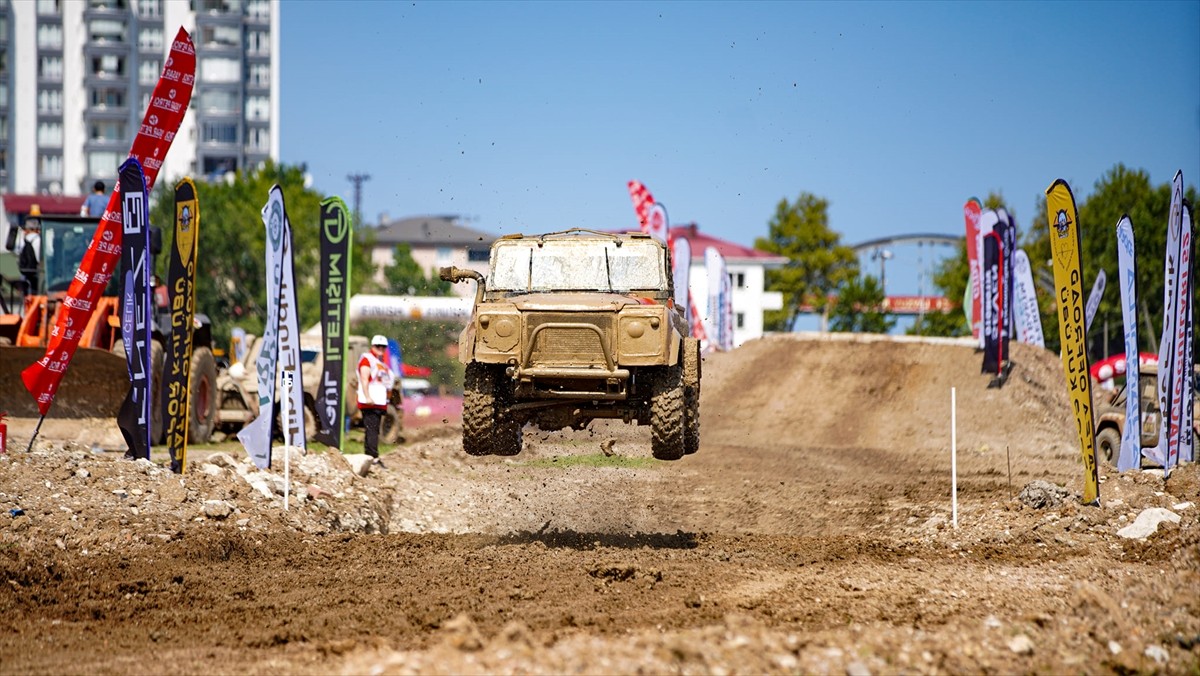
0,0,280,196
670,223,786,348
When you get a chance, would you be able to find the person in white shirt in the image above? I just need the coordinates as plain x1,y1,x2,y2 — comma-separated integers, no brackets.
357,335,395,462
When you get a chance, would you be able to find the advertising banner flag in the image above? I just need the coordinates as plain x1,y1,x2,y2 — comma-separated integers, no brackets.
997,209,1017,344
1012,249,1045,348
1155,171,1184,471
1084,269,1106,332
313,196,352,449
238,187,287,469
963,198,983,339
705,246,734,350
1046,179,1099,504
162,178,199,473
21,28,195,416
981,232,1003,375
646,202,669,244
1181,203,1195,465
115,160,152,461
278,209,305,458
1167,185,1192,472
689,289,708,343
1115,216,1142,471
627,180,654,232
672,236,692,328
976,209,999,349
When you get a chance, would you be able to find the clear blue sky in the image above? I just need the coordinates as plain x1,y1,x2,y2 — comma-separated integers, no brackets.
280,1,1200,299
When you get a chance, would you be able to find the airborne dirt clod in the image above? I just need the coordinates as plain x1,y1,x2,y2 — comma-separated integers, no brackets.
1,334,1198,674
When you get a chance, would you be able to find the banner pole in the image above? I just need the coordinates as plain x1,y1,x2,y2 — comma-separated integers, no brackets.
951,387,958,529
25,415,45,453
282,369,291,513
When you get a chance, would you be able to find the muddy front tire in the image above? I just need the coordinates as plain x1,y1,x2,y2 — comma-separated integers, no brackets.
651,365,685,460
463,363,498,456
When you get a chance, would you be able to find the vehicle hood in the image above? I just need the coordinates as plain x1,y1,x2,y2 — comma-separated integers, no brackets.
507,292,660,312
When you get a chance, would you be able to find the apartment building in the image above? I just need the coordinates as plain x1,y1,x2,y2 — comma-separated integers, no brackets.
0,0,279,196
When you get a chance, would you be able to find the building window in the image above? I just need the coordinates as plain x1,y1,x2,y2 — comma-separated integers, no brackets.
436,247,453,263
136,0,161,18
37,122,63,147
37,0,60,16
246,0,269,20
37,24,63,50
38,154,63,180
88,0,128,9
468,248,490,263
139,59,160,84
0,83,8,108
202,122,238,144
201,156,236,175
198,0,242,14
38,56,63,81
0,117,8,143
88,150,121,176
90,87,125,108
37,89,63,113
731,271,746,289
246,30,269,55
245,127,269,152
736,312,745,329
200,24,241,49
91,54,125,77
89,120,126,142
248,63,269,88
89,19,127,43
200,57,240,83
138,27,163,52
245,95,269,122
199,89,238,114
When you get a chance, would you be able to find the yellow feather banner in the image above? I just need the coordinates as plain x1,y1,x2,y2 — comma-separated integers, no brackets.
1046,179,1099,504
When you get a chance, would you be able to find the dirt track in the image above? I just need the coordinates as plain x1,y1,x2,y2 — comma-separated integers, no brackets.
1,334,1198,674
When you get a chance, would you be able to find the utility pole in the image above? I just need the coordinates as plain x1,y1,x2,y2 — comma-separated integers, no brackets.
346,173,371,226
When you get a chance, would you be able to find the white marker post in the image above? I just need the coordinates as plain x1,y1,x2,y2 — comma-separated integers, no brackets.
951,387,958,529
280,369,292,513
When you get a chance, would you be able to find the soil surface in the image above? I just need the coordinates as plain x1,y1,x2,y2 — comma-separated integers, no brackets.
2,333,1198,675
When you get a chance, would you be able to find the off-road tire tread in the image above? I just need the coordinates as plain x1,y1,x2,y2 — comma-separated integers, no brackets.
651,366,685,460
1096,426,1121,466
462,363,496,456
188,346,218,443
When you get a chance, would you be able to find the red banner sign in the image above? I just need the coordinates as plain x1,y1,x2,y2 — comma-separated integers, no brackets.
21,28,196,415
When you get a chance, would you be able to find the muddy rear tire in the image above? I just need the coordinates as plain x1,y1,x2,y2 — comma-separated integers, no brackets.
381,403,404,444
682,338,701,455
651,365,685,460
188,346,218,443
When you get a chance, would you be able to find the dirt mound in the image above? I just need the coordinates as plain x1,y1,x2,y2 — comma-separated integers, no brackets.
703,332,1075,455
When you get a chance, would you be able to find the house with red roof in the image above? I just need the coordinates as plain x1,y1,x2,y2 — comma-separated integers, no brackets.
670,223,786,347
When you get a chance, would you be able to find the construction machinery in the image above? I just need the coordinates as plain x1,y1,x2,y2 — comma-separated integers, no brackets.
440,229,701,459
0,209,218,443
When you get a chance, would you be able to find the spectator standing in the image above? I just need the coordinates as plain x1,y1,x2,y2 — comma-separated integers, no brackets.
82,181,108,217
357,334,396,464
16,205,42,293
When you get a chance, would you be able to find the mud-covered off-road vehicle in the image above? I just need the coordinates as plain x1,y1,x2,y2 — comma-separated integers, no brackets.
440,229,701,460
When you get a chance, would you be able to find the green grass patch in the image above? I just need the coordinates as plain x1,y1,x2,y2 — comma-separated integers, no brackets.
513,453,659,469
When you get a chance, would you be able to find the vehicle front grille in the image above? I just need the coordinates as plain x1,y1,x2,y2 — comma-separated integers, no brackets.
527,313,611,367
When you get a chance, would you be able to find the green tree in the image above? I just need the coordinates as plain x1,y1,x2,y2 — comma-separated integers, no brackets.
149,162,376,347
381,243,453,296
828,274,895,333
754,193,858,330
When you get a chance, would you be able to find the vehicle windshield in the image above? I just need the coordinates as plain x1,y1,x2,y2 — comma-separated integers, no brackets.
488,239,667,293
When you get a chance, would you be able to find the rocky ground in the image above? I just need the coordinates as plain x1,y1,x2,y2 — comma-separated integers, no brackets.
1,334,1198,674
